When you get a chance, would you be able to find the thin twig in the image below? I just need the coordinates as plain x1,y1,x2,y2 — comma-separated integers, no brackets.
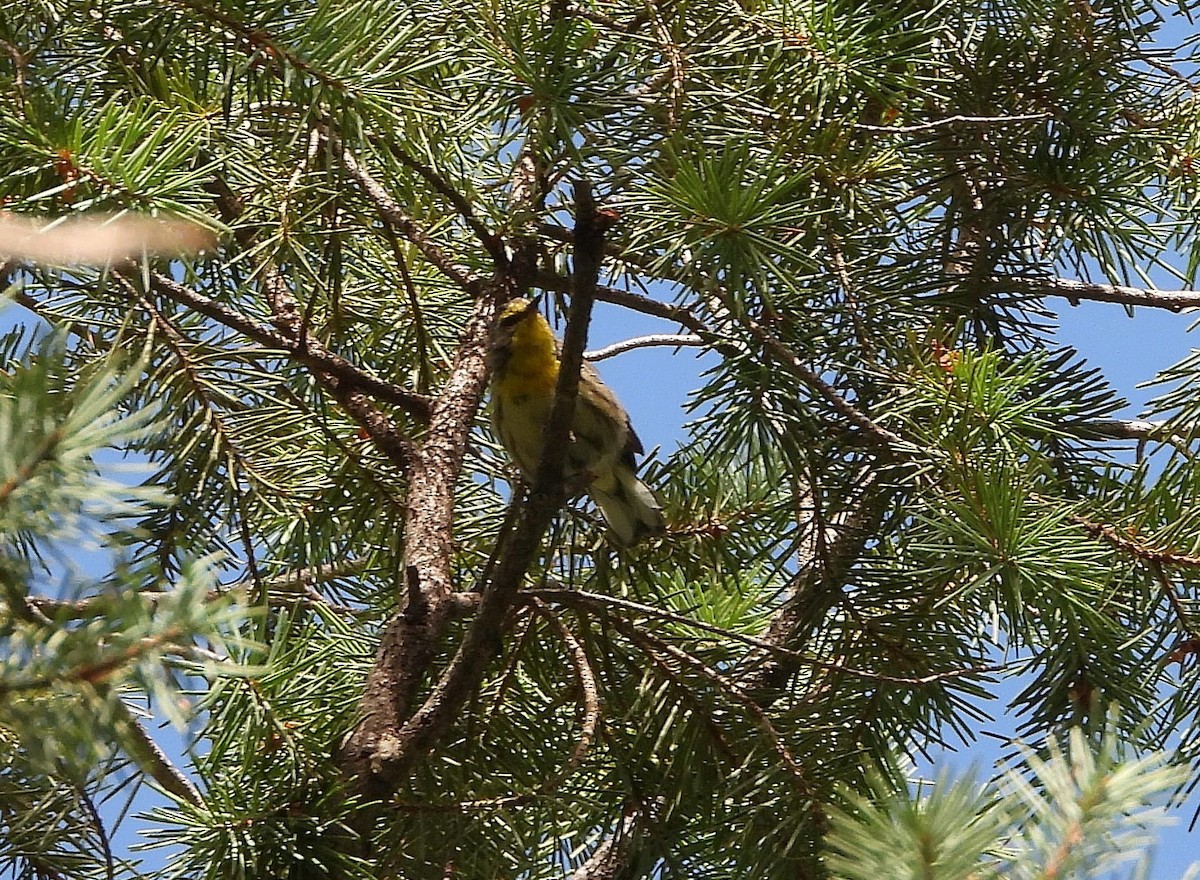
29,558,368,620
1149,561,1198,637
854,113,1051,133
744,315,907,450
113,700,203,805
826,234,875,357
168,0,354,94
74,784,115,880
584,333,703,361
1070,511,1200,568
391,601,602,815
530,599,601,776
1008,275,1200,312
527,589,1006,686
532,268,708,334
143,271,432,421
0,39,26,113
373,134,506,264
644,0,685,128
333,136,476,290
385,231,433,394
1071,418,1178,442
612,617,817,798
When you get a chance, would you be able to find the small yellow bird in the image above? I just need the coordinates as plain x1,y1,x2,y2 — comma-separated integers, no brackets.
490,297,666,545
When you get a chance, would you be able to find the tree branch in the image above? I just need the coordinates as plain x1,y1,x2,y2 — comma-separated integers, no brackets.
532,267,708,335
737,475,893,708
332,135,477,291
143,271,432,423
343,183,609,789
337,282,506,792
1072,418,1177,442
113,699,203,805
854,112,1051,133
567,802,651,880
372,133,507,266
1006,275,1200,312
584,333,704,361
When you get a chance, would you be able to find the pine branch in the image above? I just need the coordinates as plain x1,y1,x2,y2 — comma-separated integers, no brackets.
28,558,369,620
737,474,893,708
370,133,507,266
584,333,703,361
333,135,477,291
141,272,431,422
854,112,1051,133
341,183,609,790
1006,275,1200,312
112,699,203,806
567,803,651,880
527,589,1006,686
531,268,709,334
337,287,504,792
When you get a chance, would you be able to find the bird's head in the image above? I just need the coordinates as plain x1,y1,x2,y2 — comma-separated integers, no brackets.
491,296,548,369
497,296,541,329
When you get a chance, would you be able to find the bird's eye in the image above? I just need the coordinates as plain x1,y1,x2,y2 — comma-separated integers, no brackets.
500,300,539,327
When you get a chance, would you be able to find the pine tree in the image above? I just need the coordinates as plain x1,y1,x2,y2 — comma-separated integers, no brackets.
3,0,1200,877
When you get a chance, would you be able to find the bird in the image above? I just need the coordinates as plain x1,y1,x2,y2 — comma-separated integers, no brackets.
489,297,666,545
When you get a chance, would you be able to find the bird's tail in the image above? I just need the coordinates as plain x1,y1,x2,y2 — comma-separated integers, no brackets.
590,466,666,546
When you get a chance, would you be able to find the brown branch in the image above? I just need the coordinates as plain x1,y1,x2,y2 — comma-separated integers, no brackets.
29,559,369,620
1007,275,1200,313
142,268,418,470
737,476,893,708
143,271,432,422
332,136,476,291
644,0,685,129
342,184,609,790
567,802,651,880
373,134,506,265
1070,512,1200,568
74,782,114,880
854,112,1051,133
0,427,63,507
1149,561,1198,638
539,232,902,449
612,617,817,800
532,267,708,333
530,599,602,777
389,601,602,815
584,333,703,361
113,699,203,805
0,627,186,696
1071,418,1177,441
740,314,907,450
338,281,508,792
0,39,26,113
526,589,1005,687
538,222,662,274
382,227,434,394
203,160,429,475
7,271,95,341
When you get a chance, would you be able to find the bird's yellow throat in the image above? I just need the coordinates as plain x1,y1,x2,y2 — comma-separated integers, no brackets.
495,311,560,397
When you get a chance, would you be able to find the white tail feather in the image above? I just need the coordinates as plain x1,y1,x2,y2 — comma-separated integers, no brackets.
590,467,666,546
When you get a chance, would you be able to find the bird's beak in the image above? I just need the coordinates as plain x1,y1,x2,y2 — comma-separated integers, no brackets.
521,296,542,318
